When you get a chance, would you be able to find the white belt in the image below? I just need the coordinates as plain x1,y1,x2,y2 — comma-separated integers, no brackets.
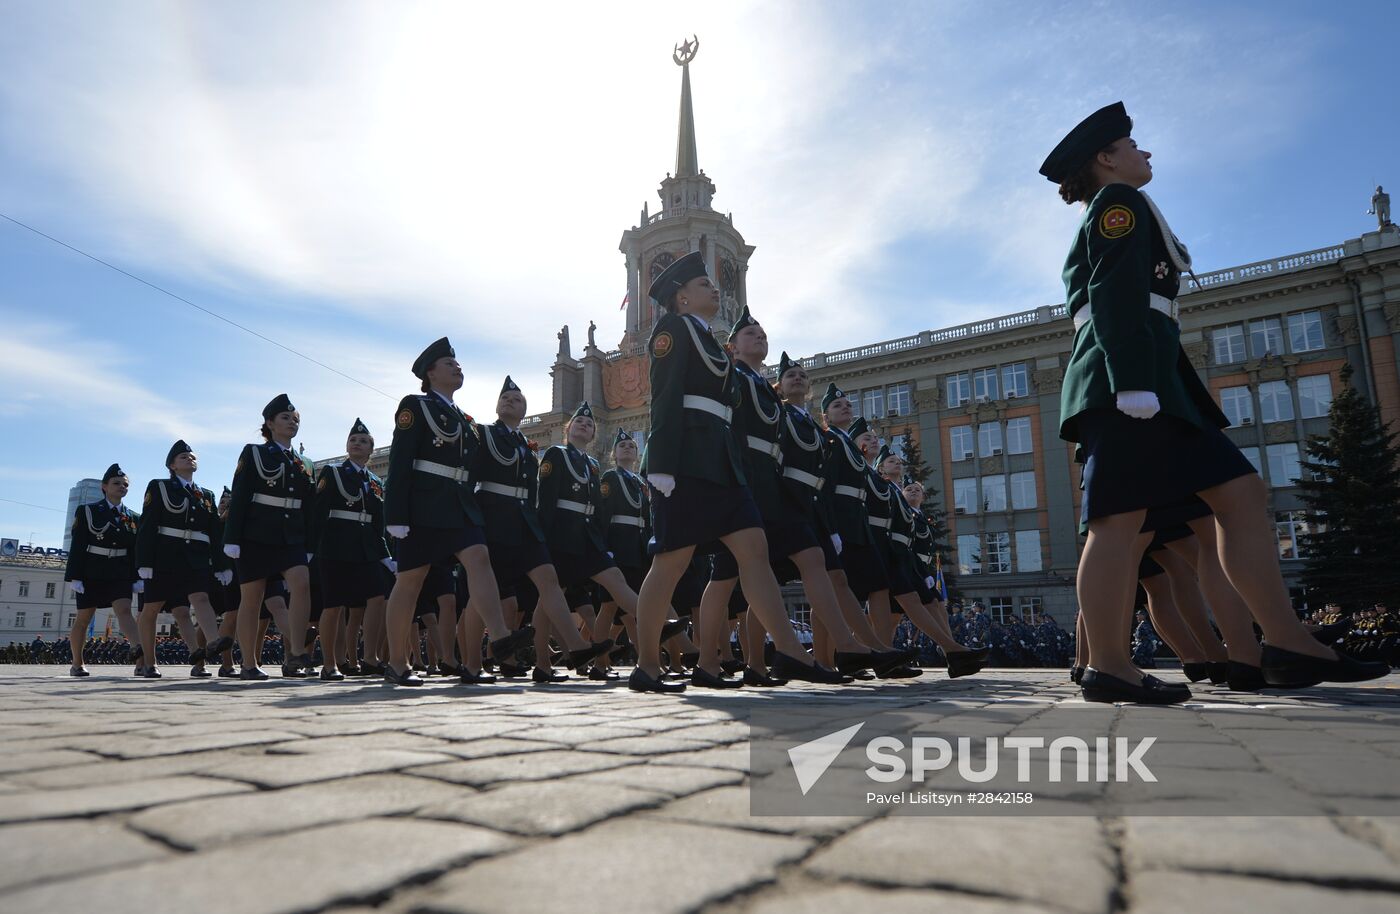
834,485,866,501
783,467,824,490
557,499,596,517
157,526,210,543
86,545,127,557
746,436,781,460
1072,293,1179,332
413,459,469,483
610,515,644,527
327,509,371,524
868,517,891,529
890,532,912,546
682,395,732,424
477,481,528,500
252,493,302,510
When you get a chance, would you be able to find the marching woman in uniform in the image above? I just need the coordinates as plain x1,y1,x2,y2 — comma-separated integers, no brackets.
135,441,234,678
595,429,650,679
211,487,242,676
902,481,988,670
310,418,395,682
224,395,317,680
1042,102,1388,701
64,463,142,677
631,251,842,693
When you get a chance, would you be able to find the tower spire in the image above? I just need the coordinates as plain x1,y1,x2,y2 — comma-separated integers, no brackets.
673,36,700,178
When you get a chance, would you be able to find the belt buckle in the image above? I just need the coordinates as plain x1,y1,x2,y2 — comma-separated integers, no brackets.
1170,299,1180,322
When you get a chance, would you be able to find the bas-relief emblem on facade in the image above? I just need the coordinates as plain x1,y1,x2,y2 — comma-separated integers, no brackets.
1333,314,1361,344
913,387,941,411
972,401,1002,424
1032,367,1063,393
1384,301,1400,333
1183,341,1209,370
1249,354,1296,382
981,455,1004,475
602,355,651,410
1266,423,1292,443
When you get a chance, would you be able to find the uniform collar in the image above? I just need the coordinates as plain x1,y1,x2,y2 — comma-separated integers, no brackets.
430,389,457,409
494,418,520,434
343,459,368,472
734,360,763,379
683,313,711,334
104,499,122,512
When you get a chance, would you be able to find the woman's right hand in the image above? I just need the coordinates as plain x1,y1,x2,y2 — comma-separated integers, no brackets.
646,474,676,498
386,526,410,539
1115,390,1161,420
137,567,153,580
69,580,84,594
223,544,241,559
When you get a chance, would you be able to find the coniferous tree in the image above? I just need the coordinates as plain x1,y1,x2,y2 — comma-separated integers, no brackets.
1296,365,1400,609
898,426,955,593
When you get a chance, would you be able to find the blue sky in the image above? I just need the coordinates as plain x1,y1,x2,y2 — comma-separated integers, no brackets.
2,0,1396,546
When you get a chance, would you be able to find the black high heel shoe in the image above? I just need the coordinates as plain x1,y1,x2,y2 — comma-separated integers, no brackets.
1206,661,1230,685
690,667,743,689
1260,644,1390,688
1080,669,1190,705
1225,660,1266,691
1182,662,1210,683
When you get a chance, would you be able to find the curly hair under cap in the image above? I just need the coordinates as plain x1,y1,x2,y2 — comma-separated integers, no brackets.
1058,140,1119,205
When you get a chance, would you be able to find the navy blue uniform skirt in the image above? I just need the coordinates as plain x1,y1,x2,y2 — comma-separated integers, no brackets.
76,579,135,610
552,543,616,589
145,566,214,604
842,540,890,602
651,476,763,553
711,518,820,581
1078,409,1254,532
319,558,384,609
396,524,485,572
236,541,306,584
881,539,921,599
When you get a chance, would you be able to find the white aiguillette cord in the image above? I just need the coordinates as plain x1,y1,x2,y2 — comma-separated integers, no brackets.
1140,191,1205,291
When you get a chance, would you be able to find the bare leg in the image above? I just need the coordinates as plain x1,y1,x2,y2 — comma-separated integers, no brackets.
236,579,270,672
743,612,769,673
319,607,344,674
460,603,486,674
696,577,738,675
894,594,967,653
361,595,386,667
1177,520,1262,666
867,591,898,647
636,548,696,676
1154,547,1228,663
282,564,312,660
170,605,198,652
456,544,515,640
1141,574,1206,662
68,607,95,670
109,598,139,647
1074,610,1088,667
189,592,220,641
345,606,364,667
593,601,620,669
384,564,430,672
1078,510,1152,681
436,598,458,671
532,614,554,672
138,600,165,672
828,569,885,649
719,527,811,662
792,548,865,652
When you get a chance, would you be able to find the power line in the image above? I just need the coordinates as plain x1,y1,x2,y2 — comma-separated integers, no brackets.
0,211,395,401
0,497,65,513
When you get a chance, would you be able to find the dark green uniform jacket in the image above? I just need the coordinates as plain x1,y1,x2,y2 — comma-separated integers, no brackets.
65,500,138,583
311,461,390,563
820,426,872,547
472,420,544,546
599,466,650,568
384,392,484,529
1059,183,1228,442
138,479,226,570
778,405,835,531
909,507,936,578
641,311,744,486
864,466,895,546
538,443,607,555
224,442,315,547
730,361,796,522
886,486,918,566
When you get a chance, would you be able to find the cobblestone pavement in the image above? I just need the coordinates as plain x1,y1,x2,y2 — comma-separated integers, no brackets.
2,665,1399,914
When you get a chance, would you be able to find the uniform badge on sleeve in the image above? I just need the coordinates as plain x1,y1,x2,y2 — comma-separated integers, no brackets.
600,481,611,498
317,477,327,492
1098,205,1135,239
539,460,553,479
652,332,674,359
144,490,152,507
396,408,414,430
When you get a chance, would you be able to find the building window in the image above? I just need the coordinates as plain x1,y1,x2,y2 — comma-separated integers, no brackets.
1010,471,1037,510
1249,318,1284,358
985,532,1011,573
949,426,974,461
18,581,29,597
66,613,77,628
849,390,862,419
1258,380,1294,424
982,476,1007,513
1287,310,1324,353
1005,417,1033,455
41,613,52,628
1213,324,1246,364
953,477,978,515
978,422,1003,457
1240,447,1262,475
1220,386,1254,427
45,582,56,599
1015,529,1043,572
957,534,981,575
947,373,970,408
14,612,24,627
1297,375,1333,419
888,433,912,460
1275,510,1313,560
1266,443,1302,488
989,597,1016,624
858,389,880,420
1020,595,1044,620
1002,363,1029,399
972,368,999,402
888,382,911,416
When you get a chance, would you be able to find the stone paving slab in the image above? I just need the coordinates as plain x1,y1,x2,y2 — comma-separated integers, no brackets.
1,665,1398,914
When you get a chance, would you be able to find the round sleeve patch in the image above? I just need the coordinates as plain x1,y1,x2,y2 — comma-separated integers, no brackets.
144,489,152,508
317,477,327,492
538,459,553,479
1098,204,1135,239
396,408,414,430
652,331,674,359
600,481,611,499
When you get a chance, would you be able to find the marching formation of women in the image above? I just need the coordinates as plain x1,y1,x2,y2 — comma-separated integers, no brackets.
62,102,1390,703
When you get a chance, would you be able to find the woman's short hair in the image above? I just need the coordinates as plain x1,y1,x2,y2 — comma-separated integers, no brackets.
259,424,272,442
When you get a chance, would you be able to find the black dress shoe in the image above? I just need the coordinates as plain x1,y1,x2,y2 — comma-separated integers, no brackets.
458,669,497,685
851,669,876,681
875,663,924,679
660,619,690,641
628,667,686,693
189,666,213,678
188,646,208,665
1225,661,1265,691
218,665,238,678
319,668,346,682
240,667,269,681
489,626,534,663
588,667,620,681
358,660,383,676
743,667,787,687
130,644,144,663
690,667,743,689
281,662,309,679
834,651,875,676
383,664,424,687
1070,665,1085,684
720,659,747,675
532,667,569,684
771,652,847,684
1207,661,1230,685
205,636,234,658
565,639,614,670
497,662,528,679
411,663,427,672
1080,668,1190,705
142,666,163,679
1182,662,1210,682
1260,643,1390,688
969,647,992,662
679,650,700,669
69,666,90,677
946,651,983,679
1311,618,1352,645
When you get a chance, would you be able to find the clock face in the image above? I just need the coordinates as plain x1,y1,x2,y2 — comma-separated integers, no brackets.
649,251,676,280
720,258,737,294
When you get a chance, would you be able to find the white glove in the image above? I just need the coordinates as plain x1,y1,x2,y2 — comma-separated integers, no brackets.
305,553,314,563
215,570,233,586
224,544,241,559
381,557,398,574
69,581,84,595
831,534,842,555
132,580,145,594
926,576,936,589
137,567,153,580
1115,390,1161,420
647,474,676,498
386,525,410,539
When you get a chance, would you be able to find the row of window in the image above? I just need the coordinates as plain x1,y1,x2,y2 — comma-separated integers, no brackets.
847,382,913,419
951,472,1038,514
1219,375,1333,428
1240,444,1304,488
949,417,1034,461
957,530,1043,575
1211,310,1325,364
947,362,1030,408
6,612,57,628
981,597,1044,624
0,581,57,599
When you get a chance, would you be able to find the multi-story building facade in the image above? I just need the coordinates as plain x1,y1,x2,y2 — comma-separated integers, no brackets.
0,549,86,647
62,478,103,551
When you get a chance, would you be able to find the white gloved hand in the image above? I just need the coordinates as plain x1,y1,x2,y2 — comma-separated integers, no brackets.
137,567,153,580
386,525,410,539
831,533,843,555
132,580,145,594
69,580,84,595
647,474,676,498
224,544,241,559
1115,390,1161,420
926,576,936,589
381,557,398,574
305,553,314,563
215,570,233,586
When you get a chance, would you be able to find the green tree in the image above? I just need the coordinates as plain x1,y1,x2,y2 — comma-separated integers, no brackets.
898,426,955,594
1296,365,1400,609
